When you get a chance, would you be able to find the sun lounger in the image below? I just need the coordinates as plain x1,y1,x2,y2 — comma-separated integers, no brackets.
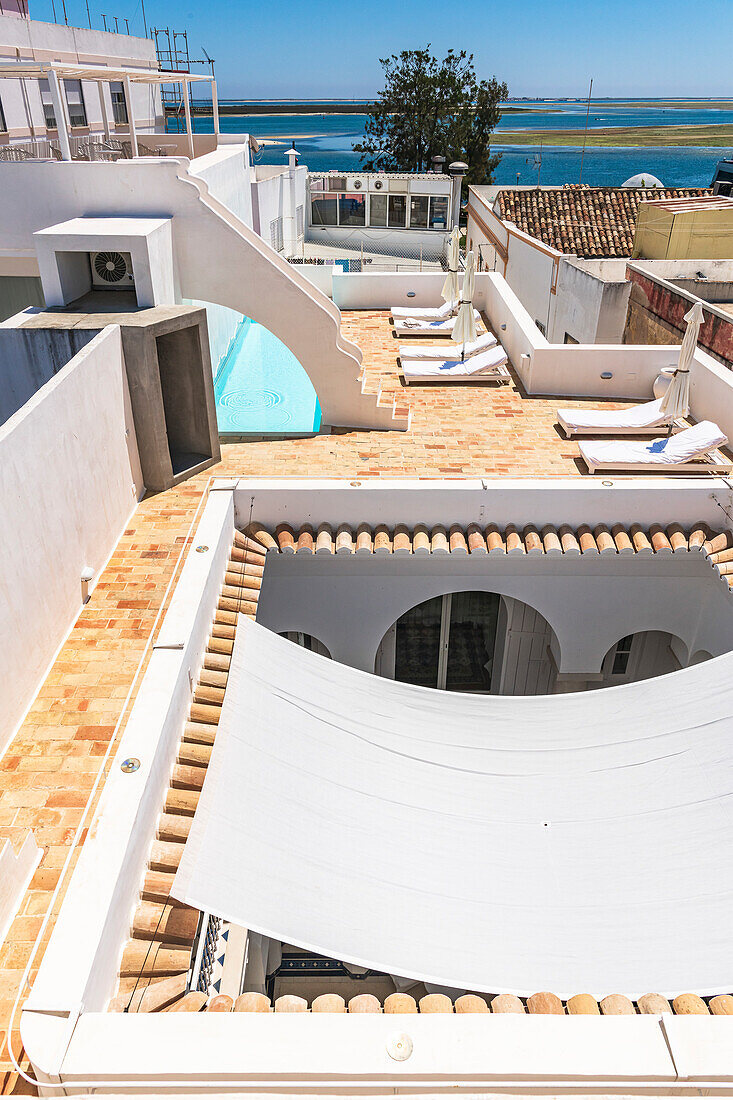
557,398,681,438
400,345,510,384
398,332,498,361
579,420,730,474
391,300,456,321
394,310,481,336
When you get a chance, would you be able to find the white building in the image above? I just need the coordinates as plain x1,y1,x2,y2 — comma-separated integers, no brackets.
4,23,733,1093
305,167,462,265
466,183,711,343
0,10,164,151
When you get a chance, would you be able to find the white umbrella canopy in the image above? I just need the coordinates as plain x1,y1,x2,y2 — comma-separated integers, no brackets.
660,301,705,422
441,227,461,307
452,250,477,351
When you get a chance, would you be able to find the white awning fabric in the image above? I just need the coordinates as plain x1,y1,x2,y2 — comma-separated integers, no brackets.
173,618,733,998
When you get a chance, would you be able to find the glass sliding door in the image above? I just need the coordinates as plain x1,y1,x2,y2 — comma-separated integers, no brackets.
388,194,407,228
393,592,500,693
394,595,442,688
409,195,429,229
369,193,387,227
444,592,499,692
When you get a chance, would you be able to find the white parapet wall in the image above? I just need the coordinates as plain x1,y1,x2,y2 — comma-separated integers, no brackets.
0,326,143,756
0,833,41,950
0,155,407,431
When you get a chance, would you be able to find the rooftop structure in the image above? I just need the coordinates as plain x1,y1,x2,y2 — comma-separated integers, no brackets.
3,26,733,1095
491,185,711,259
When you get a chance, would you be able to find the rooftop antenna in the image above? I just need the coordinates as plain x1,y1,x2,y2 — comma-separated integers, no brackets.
532,140,542,186
579,77,593,185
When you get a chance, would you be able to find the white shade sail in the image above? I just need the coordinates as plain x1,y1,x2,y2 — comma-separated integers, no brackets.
660,301,705,420
452,250,477,347
173,618,733,998
441,227,461,306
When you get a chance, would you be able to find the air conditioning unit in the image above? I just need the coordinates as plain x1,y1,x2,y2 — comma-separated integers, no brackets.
90,250,134,289
370,176,389,192
347,175,367,191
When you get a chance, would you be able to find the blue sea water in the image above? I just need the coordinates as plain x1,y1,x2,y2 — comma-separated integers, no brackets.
188,99,733,186
214,317,321,435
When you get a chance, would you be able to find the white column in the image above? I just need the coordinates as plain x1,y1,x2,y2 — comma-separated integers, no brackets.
211,77,220,140
123,75,138,156
47,69,71,161
99,81,111,141
182,81,194,159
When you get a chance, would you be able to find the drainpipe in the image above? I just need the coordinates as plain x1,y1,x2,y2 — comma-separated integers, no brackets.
283,146,300,257
448,160,468,234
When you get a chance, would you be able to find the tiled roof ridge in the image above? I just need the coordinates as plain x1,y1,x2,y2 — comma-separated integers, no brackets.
494,187,711,258
245,520,733,590
109,530,266,1014
118,987,733,1015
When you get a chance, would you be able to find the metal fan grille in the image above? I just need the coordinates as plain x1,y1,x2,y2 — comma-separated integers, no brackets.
93,251,128,283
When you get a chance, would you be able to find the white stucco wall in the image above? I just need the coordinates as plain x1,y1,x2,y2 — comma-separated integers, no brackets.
0,325,142,754
549,259,631,345
0,13,163,139
255,552,733,679
187,299,241,378
0,155,404,429
189,144,253,229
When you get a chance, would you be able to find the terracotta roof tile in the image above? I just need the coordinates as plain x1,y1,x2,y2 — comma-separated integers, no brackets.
496,186,711,258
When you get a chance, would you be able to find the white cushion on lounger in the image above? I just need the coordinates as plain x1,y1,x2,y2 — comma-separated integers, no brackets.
402,345,508,379
558,398,670,433
397,310,480,332
399,332,497,360
580,421,727,468
392,300,456,320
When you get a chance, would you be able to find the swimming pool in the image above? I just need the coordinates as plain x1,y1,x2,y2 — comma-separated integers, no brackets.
214,317,321,436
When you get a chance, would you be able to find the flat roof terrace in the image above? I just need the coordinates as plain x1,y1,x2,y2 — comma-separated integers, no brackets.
0,309,683,1089
305,309,631,477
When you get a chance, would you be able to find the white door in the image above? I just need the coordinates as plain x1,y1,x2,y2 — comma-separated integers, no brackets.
498,597,556,696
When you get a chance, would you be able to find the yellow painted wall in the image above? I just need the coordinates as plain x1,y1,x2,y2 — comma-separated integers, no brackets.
633,203,733,260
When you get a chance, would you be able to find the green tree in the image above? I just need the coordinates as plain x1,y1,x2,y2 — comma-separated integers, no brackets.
354,48,508,185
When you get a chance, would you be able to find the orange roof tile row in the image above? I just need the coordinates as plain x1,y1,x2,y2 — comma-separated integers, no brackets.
245,521,732,570
123,987,733,1016
495,186,710,258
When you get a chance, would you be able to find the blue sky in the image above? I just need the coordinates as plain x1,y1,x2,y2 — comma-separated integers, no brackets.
30,0,733,99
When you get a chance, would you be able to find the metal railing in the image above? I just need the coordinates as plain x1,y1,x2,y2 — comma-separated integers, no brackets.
0,135,166,163
189,911,223,994
0,138,61,161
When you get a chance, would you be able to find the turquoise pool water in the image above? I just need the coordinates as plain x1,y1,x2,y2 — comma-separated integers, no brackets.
214,317,321,435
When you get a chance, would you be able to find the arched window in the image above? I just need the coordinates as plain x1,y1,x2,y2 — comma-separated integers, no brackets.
376,592,558,696
278,631,331,659
393,592,500,693
600,630,684,686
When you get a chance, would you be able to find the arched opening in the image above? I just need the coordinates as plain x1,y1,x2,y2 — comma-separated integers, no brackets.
375,592,557,696
690,648,714,666
599,630,686,687
278,631,331,659
191,301,321,435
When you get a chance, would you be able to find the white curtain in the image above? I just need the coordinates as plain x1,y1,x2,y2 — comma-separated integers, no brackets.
173,618,733,998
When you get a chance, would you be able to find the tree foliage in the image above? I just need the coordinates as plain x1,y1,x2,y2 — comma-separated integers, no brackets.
354,48,508,184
